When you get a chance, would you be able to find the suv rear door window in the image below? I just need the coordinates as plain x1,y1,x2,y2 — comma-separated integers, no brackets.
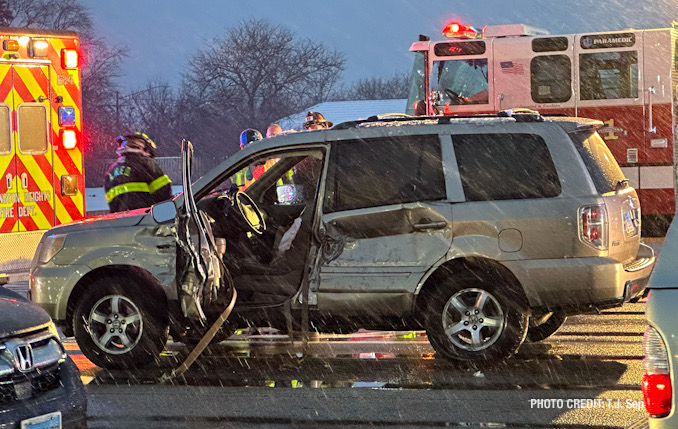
452,133,561,201
324,135,446,212
570,130,626,193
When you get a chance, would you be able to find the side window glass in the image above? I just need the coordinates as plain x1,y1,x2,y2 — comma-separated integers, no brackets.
431,59,489,106
579,51,638,100
324,135,446,212
452,133,561,201
0,104,10,155
224,152,323,205
18,104,48,154
531,55,571,103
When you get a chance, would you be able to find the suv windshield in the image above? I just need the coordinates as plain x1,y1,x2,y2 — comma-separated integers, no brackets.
570,129,626,193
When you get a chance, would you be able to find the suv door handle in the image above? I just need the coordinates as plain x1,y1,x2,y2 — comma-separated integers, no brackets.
412,220,448,231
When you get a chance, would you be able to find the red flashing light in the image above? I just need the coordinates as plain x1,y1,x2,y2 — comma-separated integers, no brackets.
442,22,479,39
61,129,77,149
61,49,78,69
643,373,672,417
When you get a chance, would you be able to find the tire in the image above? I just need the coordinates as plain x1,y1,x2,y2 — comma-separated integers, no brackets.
73,277,168,370
527,312,567,342
424,274,528,365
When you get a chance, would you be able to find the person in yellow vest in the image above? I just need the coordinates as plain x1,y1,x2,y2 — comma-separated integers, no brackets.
234,128,263,191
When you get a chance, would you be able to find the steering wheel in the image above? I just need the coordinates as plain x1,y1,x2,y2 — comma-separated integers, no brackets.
444,89,469,105
234,191,266,234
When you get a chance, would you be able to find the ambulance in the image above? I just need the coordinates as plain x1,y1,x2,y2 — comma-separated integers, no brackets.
406,22,678,235
0,27,82,276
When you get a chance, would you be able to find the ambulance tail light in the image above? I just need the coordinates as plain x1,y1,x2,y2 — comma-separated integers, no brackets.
442,22,479,39
578,204,608,250
60,129,77,149
61,49,78,69
643,325,672,418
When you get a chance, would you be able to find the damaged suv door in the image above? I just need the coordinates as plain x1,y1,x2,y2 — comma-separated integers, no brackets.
175,140,234,328
314,133,452,327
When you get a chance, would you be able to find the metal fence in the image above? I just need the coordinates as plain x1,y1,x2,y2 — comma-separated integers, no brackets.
85,156,224,187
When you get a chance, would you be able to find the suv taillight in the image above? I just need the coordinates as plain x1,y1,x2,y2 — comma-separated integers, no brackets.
578,205,608,250
643,325,672,418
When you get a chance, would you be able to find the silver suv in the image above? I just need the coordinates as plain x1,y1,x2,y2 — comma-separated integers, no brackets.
29,112,655,369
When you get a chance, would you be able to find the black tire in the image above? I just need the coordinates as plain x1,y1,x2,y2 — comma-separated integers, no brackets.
527,312,567,342
73,277,168,370
424,274,528,365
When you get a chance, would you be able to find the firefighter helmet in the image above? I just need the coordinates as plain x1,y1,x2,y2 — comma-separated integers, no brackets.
240,128,263,149
303,111,333,130
116,132,157,158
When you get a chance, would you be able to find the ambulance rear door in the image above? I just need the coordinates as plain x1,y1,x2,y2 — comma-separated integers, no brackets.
0,63,16,233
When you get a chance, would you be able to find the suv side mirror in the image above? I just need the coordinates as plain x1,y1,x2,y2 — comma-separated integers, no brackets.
152,200,177,224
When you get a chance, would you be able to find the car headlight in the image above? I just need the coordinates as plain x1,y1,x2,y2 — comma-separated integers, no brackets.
37,234,66,264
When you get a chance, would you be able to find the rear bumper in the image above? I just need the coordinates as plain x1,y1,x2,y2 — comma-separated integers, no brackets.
506,243,655,312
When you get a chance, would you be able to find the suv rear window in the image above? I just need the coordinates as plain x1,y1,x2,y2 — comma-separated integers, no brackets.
570,130,626,193
452,133,561,201
324,135,446,212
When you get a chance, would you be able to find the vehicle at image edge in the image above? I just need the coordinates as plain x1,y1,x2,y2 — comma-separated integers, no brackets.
0,27,84,277
0,282,87,428
406,21,678,236
642,219,678,426
29,111,655,370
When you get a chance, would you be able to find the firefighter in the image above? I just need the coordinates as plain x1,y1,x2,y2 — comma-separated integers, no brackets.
104,132,173,213
303,111,333,130
234,128,263,190
266,123,282,138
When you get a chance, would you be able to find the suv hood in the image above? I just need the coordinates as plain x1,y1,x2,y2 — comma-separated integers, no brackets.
0,287,51,338
47,207,151,234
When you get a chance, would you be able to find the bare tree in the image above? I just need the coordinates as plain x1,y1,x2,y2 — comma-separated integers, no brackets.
185,18,345,153
337,72,410,101
6,0,93,35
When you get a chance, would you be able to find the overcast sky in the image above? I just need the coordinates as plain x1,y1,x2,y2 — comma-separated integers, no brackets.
87,0,678,92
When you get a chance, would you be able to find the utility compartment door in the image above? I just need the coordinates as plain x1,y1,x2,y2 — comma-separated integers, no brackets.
13,64,53,232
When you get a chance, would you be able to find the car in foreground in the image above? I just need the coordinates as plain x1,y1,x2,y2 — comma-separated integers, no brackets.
0,282,87,428
30,111,654,369
642,221,678,426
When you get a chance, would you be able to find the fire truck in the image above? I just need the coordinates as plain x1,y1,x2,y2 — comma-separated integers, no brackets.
0,27,82,276
406,22,678,235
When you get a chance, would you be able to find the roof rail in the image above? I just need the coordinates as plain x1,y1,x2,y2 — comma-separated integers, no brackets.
333,109,544,130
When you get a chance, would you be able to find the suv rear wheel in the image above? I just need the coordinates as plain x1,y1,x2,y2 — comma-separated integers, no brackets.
73,277,168,369
424,274,528,364
527,312,567,342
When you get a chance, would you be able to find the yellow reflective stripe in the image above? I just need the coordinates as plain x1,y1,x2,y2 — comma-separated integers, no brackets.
105,182,151,202
149,175,171,193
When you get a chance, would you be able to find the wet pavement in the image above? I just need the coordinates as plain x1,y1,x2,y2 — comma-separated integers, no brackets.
66,301,650,428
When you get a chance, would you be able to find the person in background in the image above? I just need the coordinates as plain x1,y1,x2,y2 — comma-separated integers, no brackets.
104,132,173,213
234,128,263,190
303,111,333,131
266,123,282,138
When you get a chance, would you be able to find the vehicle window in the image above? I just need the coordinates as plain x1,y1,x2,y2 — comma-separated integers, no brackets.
0,104,10,155
569,130,626,193
531,55,571,103
324,135,445,212
227,152,323,205
579,51,638,100
405,51,426,116
17,104,48,154
431,59,489,105
452,133,561,201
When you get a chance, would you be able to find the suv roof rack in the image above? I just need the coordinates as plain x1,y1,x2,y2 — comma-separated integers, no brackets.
333,109,544,130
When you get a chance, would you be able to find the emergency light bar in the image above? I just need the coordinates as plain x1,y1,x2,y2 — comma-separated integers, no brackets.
442,22,479,39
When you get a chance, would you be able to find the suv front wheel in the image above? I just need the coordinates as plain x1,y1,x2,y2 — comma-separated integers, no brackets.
73,277,169,369
424,275,528,364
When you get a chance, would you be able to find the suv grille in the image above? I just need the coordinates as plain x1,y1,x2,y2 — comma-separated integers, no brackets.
0,362,61,405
